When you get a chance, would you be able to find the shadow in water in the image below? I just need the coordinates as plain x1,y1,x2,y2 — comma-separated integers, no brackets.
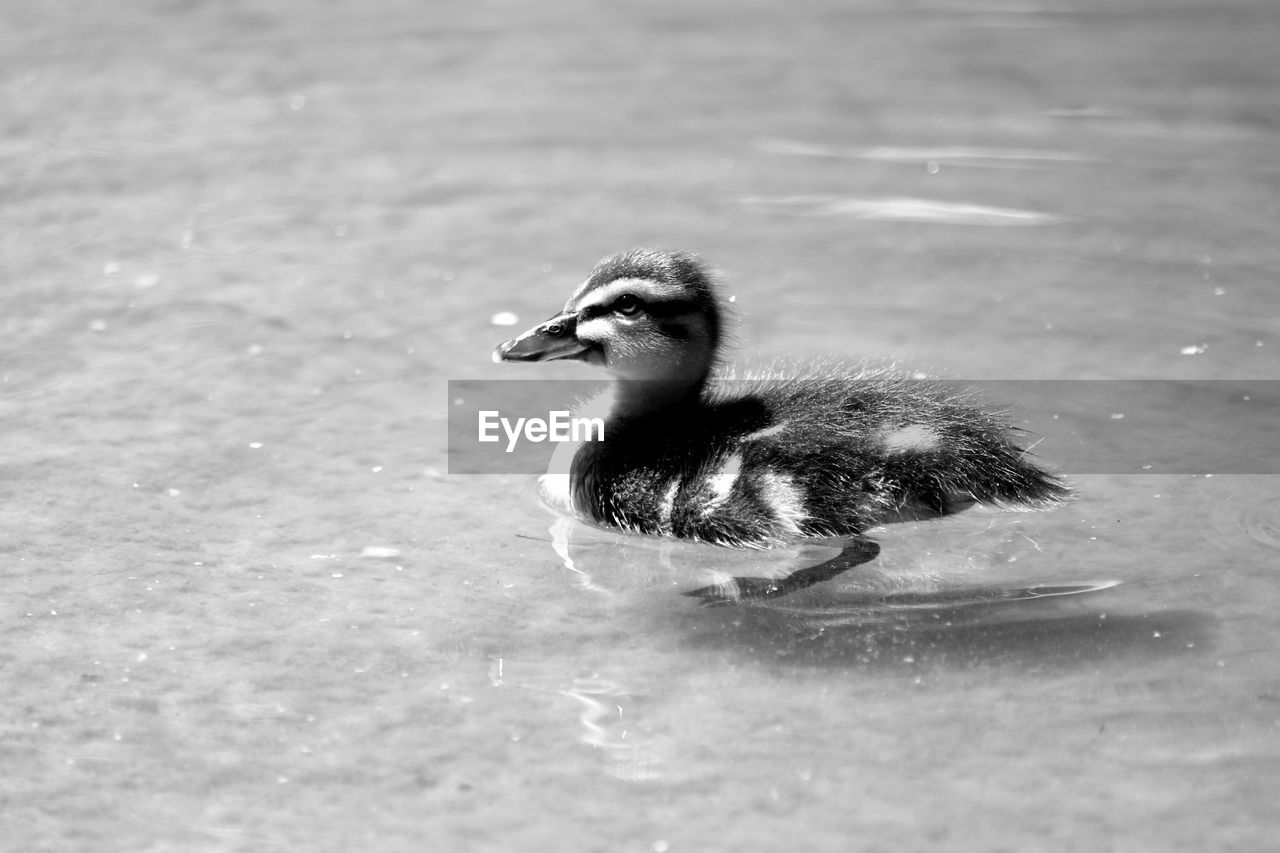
680,602,1214,673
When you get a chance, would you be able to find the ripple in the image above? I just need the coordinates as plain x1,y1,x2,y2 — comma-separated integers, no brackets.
741,194,1067,226
488,657,664,782
563,677,664,783
1241,500,1280,548
548,515,844,597
1203,489,1280,555
757,137,1101,168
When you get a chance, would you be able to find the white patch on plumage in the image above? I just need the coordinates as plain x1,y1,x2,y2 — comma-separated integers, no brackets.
658,479,680,530
758,471,806,535
740,421,787,442
700,452,742,514
879,424,941,454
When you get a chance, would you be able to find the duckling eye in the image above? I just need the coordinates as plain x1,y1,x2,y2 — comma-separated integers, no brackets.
613,294,642,316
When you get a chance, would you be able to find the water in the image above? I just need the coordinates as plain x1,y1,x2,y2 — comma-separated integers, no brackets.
4,0,1279,850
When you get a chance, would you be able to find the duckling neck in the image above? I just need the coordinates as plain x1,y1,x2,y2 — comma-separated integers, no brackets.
609,376,707,420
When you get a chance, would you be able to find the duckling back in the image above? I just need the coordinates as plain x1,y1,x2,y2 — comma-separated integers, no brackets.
568,368,1069,548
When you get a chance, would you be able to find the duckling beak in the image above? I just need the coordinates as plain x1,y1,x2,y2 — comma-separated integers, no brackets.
493,313,592,363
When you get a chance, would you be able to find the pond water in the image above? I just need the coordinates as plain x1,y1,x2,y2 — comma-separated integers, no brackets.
4,0,1279,850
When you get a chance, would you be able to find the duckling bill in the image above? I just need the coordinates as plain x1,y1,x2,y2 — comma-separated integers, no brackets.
494,248,1070,603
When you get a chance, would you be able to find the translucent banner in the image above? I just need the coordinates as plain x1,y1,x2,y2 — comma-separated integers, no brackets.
446,379,1280,475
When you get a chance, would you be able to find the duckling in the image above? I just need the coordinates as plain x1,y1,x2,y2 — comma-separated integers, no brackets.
494,248,1070,602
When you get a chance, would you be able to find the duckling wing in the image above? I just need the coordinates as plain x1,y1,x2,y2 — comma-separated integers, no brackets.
709,376,1070,533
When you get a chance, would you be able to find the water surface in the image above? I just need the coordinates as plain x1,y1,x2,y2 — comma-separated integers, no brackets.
4,0,1279,850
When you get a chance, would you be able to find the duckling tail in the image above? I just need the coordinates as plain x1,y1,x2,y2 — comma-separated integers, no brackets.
957,451,1073,511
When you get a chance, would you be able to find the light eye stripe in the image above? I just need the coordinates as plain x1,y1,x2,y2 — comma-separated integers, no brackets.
571,278,689,312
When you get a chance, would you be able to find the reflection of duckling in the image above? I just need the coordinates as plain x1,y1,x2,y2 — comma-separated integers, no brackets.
495,249,1069,602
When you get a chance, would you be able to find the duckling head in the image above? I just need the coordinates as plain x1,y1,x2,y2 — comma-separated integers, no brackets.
494,248,723,386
